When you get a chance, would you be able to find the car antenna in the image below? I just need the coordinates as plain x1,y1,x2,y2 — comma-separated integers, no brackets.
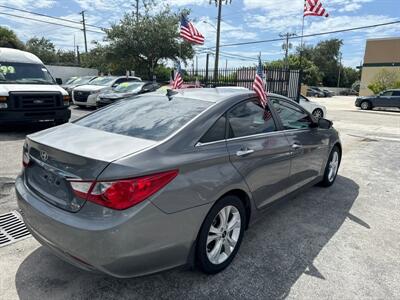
166,89,178,101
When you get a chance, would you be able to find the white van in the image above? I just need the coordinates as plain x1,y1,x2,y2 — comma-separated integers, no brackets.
0,48,71,125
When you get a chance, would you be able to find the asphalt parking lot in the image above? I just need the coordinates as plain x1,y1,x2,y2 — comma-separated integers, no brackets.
0,96,399,299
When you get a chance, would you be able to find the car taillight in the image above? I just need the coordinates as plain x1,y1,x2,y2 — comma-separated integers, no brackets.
22,142,30,168
22,151,30,168
69,170,178,210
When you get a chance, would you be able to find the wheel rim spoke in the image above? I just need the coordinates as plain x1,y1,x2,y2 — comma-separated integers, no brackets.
206,205,241,265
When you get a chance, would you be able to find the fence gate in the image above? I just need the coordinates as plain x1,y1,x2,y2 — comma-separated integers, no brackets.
185,67,301,101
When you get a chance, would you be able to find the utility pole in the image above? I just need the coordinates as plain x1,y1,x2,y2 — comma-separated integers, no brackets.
205,53,210,84
210,0,232,81
80,11,88,53
337,52,342,88
225,59,228,69
280,32,296,69
76,45,81,65
135,0,139,23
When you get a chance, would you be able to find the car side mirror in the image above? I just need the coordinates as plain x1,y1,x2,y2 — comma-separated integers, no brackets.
318,118,333,129
56,78,62,85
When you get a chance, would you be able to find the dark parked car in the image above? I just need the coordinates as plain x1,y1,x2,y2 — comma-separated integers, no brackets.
62,76,97,96
97,81,160,107
306,88,325,97
311,87,334,97
17,88,341,277
322,89,334,97
340,89,358,96
355,89,400,110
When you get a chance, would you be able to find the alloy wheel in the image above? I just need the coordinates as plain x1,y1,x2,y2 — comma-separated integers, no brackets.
206,205,241,265
328,151,339,182
361,101,369,110
313,109,323,119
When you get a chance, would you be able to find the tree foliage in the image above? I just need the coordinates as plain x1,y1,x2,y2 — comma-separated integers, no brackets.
367,69,400,94
0,27,25,50
265,54,322,86
297,39,360,87
104,6,195,79
26,37,58,64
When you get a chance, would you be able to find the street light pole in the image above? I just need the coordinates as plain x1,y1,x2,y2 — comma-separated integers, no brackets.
337,52,342,88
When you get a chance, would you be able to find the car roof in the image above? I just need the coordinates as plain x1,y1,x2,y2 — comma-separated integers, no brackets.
160,88,291,103
0,47,43,64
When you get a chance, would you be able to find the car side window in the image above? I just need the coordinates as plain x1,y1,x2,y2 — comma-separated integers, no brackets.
392,91,400,96
271,98,313,130
114,78,126,85
227,100,277,138
199,115,226,143
382,91,393,96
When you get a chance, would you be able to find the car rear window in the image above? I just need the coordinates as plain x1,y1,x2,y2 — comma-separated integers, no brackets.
75,95,212,141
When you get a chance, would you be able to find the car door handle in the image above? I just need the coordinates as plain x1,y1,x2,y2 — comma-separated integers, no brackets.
236,149,255,157
292,143,302,149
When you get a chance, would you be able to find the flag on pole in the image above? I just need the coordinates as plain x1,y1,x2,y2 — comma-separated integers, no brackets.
180,15,205,45
253,56,267,108
304,0,329,17
173,61,184,89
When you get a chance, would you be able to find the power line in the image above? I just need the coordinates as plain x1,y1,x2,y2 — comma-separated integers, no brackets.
0,4,105,30
200,20,400,50
0,11,105,34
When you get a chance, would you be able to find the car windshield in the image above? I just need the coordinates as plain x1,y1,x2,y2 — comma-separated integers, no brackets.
89,76,116,86
114,82,144,93
65,77,78,84
0,62,54,84
71,76,95,85
75,95,212,141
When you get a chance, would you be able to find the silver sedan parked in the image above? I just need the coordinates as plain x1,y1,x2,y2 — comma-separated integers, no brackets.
16,88,341,277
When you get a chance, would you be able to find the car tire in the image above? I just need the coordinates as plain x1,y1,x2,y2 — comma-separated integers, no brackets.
196,195,246,274
360,101,372,110
320,145,341,187
312,108,324,119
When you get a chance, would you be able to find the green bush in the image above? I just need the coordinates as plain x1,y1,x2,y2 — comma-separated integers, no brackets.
367,69,400,94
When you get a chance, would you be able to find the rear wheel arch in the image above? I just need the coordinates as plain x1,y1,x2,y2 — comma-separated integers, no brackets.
219,189,252,229
333,142,342,160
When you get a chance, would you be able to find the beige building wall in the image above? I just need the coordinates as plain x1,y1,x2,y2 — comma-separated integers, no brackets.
360,66,400,96
359,37,400,96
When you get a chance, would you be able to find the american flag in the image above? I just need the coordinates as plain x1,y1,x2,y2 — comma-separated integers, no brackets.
253,56,267,108
180,15,205,45
304,0,329,17
173,61,184,89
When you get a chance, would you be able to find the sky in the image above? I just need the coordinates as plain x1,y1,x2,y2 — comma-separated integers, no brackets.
0,0,399,69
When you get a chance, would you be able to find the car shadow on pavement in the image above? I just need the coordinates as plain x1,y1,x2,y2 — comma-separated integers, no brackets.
15,175,361,300
0,123,54,142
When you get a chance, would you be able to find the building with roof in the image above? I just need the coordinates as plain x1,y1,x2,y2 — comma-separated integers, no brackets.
359,37,400,96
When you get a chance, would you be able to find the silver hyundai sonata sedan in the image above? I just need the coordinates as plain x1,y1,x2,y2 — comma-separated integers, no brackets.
16,88,341,277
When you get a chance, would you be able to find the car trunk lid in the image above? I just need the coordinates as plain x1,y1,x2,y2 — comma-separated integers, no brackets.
24,123,157,212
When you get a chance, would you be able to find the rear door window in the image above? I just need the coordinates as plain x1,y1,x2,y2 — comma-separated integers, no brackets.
271,98,313,130
227,100,277,138
75,95,212,141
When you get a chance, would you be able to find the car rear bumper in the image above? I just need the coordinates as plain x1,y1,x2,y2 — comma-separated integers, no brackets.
0,108,70,124
15,174,209,278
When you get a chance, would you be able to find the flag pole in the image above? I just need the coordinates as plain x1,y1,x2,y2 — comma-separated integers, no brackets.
298,0,306,103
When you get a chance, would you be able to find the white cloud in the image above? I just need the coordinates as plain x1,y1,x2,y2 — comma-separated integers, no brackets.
0,0,55,8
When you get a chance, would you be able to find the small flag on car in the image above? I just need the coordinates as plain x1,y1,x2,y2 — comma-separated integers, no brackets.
173,61,184,89
180,15,205,45
304,0,329,17
252,55,267,108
